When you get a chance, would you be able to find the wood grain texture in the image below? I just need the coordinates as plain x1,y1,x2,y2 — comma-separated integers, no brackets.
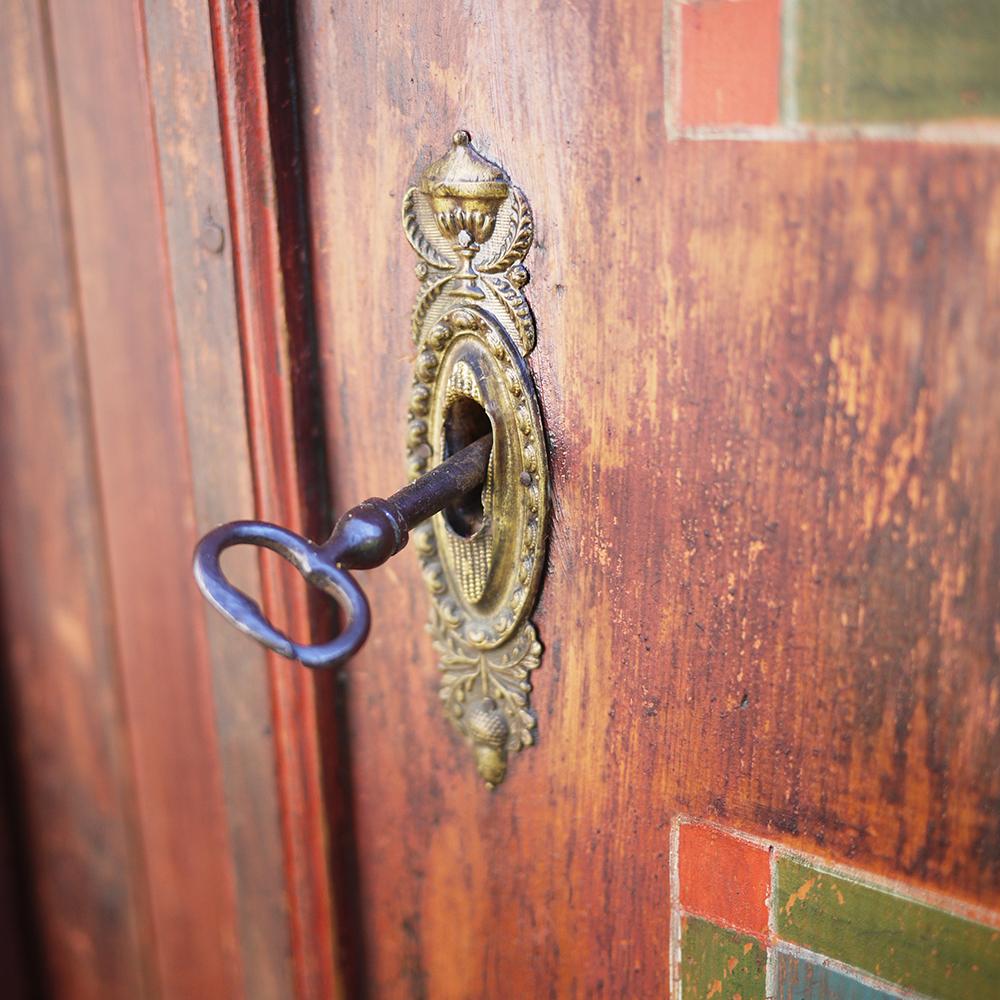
45,0,244,994
0,2,153,996
141,1,295,996
207,3,346,996
294,1,1000,995
5,1,352,996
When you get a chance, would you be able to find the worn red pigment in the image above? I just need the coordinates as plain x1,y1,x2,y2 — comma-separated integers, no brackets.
678,823,771,938
679,0,782,127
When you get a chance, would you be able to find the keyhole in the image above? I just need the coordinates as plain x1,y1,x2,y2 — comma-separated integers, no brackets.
443,396,492,537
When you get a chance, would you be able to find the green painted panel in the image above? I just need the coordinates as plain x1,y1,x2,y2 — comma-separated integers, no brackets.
795,0,1000,123
680,916,766,1000
776,856,1000,1000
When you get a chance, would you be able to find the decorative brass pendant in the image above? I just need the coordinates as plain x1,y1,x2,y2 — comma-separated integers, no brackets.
403,131,548,787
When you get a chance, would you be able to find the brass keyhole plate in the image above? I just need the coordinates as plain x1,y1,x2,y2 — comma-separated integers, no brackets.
403,132,549,786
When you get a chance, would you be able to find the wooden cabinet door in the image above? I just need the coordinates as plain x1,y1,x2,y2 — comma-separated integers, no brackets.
288,2,1000,997
2,2,998,999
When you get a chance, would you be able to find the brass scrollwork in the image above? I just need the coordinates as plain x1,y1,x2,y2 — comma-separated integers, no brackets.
403,131,549,787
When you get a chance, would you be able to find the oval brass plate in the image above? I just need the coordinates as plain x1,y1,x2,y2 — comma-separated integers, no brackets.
404,133,549,786
417,307,547,646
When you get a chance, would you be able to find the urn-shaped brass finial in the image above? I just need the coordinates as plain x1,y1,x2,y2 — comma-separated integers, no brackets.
420,131,510,299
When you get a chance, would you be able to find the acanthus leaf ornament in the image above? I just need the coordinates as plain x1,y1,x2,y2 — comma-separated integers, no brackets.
403,131,549,787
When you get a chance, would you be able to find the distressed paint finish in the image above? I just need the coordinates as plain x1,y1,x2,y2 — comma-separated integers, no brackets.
294,0,1000,995
777,857,1000,999
680,916,766,1000
774,951,902,1000
796,0,1000,124
141,1,300,996
679,823,771,938
675,821,1000,997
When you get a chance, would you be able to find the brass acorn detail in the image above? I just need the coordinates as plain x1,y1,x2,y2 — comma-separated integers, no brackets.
466,697,509,747
466,698,509,788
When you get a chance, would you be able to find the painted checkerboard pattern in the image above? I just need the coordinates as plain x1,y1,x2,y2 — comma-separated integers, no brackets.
666,0,1000,142
671,819,1000,999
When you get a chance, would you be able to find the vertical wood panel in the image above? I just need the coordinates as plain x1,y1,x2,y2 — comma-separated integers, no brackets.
207,2,344,996
0,1,153,996
141,1,295,995
45,0,243,994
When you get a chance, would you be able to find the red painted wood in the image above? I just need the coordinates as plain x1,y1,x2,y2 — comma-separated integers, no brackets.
3,0,351,995
679,823,771,939
140,0,299,993
679,0,782,126
6,2,1000,996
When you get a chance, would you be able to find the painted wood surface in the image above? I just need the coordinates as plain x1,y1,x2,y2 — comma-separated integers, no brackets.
678,0,781,126
678,821,771,938
673,819,1000,998
293,1,1000,995
777,856,1000,999
141,1,298,996
43,0,245,993
1,0,353,992
669,0,1000,139
2,1,999,997
679,917,766,1000
206,2,348,993
774,952,899,1000
796,0,1000,123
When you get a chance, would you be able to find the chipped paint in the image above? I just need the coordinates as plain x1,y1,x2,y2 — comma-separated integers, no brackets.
773,949,903,999
680,916,767,1000
782,875,816,917
776,857,1000,1000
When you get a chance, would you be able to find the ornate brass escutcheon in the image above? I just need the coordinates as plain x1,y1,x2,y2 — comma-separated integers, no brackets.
190,130,548,789
403,132,549,787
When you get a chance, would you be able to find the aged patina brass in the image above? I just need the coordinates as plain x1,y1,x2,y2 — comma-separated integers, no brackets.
403,131,549,787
